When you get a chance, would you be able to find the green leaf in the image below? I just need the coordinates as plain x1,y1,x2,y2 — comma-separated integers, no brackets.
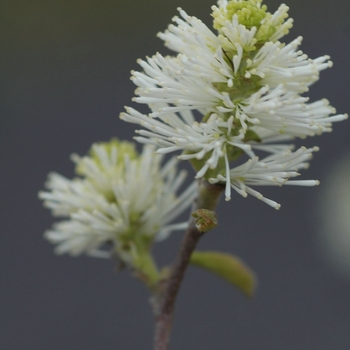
190,251,256,297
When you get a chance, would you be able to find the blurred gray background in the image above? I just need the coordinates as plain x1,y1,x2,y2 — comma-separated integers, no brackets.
1,0,350,349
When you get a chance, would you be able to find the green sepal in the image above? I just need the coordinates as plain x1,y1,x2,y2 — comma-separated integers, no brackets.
190,251,256,297
243,129,261,143
187,151,226,180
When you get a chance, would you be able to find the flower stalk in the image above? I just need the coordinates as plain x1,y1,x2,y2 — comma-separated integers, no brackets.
128,241,160,290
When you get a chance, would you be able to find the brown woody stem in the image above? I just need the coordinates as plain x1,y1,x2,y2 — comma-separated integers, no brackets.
153,179,224,350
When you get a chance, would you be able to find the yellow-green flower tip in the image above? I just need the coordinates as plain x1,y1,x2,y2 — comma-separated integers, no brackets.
226,0,267,29
90,139,137,164
75,139,137,176
213,0,291,44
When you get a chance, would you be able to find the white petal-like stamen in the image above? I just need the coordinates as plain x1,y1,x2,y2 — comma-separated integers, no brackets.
120,0,347,208
210,146,319,208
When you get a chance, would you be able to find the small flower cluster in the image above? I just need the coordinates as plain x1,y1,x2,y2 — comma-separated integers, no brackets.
39,140,196,260
121,0,347,208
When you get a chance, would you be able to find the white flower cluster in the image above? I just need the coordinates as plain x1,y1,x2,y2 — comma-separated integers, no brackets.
39,140,196,258
121,0,347,208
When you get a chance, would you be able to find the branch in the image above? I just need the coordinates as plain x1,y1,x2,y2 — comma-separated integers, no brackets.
153,179,224,350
